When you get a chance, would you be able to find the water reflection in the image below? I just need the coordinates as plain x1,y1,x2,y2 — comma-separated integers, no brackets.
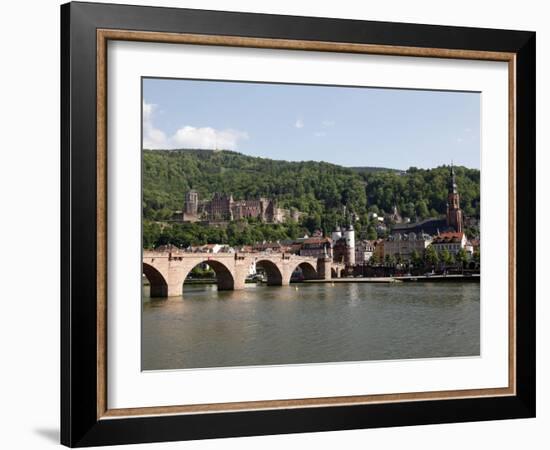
142,282,480,370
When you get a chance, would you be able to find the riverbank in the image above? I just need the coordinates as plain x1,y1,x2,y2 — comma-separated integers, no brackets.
144,274,479,287
304,274,480,284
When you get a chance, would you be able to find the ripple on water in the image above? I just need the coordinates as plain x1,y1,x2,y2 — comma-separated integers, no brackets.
141,282,480,370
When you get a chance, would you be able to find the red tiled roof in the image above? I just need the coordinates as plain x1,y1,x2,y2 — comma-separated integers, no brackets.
433,232,464,244
301,237,332,245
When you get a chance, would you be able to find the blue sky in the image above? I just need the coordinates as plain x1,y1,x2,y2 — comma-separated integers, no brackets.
143,78,480,170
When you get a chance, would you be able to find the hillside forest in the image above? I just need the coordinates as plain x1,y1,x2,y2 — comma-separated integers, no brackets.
143,149,480,249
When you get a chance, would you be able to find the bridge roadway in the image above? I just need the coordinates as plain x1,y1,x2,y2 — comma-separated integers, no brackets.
143,250,345,297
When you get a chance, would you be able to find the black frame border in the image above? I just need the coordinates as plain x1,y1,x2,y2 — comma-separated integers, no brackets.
61,2,536,447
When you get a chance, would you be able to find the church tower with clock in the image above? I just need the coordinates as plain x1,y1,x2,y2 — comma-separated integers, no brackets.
446,164,464,233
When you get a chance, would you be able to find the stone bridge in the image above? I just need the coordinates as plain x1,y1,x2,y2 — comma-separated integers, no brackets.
143,250,343,297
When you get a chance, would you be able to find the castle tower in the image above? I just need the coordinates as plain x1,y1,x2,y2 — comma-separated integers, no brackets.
446,164,464,233
344,223,356,266
184,190,198,216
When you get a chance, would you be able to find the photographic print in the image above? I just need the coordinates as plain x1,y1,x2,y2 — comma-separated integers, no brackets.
61,6,535,444
141,78,481,371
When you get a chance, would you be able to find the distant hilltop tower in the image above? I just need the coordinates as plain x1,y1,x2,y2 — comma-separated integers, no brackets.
446,164,464,233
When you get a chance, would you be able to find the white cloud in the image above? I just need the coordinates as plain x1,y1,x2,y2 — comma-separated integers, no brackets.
143,102,169,149
143,101,249,150
314,131,327,137
172,126,248,149
322,120,335,127
295,118,304,129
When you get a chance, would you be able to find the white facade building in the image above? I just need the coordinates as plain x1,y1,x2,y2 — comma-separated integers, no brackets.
431,232,467,256
355,240,375,263
384,232,432,261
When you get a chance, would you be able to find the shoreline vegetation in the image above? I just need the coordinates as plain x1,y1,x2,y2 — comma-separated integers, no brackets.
142,149,480,249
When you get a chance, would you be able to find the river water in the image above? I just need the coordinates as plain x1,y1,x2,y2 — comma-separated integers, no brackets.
142,282,480,370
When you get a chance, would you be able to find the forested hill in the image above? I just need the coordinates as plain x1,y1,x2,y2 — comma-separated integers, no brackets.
349,166,404,175
143,149,480,233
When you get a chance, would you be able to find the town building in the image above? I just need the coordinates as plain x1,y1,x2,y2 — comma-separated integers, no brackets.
299,237,333,259
464,240,474,257
252,242,287,253
373,239,385,260
355,240,376,263
384,232,433,261
469,238,480,254
187,243,233,254
430,231,467,256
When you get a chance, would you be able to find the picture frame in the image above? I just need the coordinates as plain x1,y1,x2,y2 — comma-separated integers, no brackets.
60,1,536,447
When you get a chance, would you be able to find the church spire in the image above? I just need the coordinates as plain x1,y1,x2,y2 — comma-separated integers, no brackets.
449,162,458,195
446,161,463,233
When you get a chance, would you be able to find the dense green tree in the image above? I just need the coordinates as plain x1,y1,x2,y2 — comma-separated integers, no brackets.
416,200,429,219
366,225,377,240
142,150,480,248
368,205,379,215
441,249,455,266
456,248,469,268
384,254,395,267
369,253,380,266
424,245,439,266
410,250,423,268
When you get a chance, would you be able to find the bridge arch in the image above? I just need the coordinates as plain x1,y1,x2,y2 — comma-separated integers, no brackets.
291,261,318,281
183,259,235,292
256,259,283,286
143,262,168,298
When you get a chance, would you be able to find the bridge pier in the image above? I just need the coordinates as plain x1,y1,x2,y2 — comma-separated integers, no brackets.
316,257,333,281
166,283,182,297
233,255,249,290
280,277,291,287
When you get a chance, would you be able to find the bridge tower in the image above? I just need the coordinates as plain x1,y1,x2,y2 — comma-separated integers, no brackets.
344,223,356,266
316,246,333,281
331,225,342,242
